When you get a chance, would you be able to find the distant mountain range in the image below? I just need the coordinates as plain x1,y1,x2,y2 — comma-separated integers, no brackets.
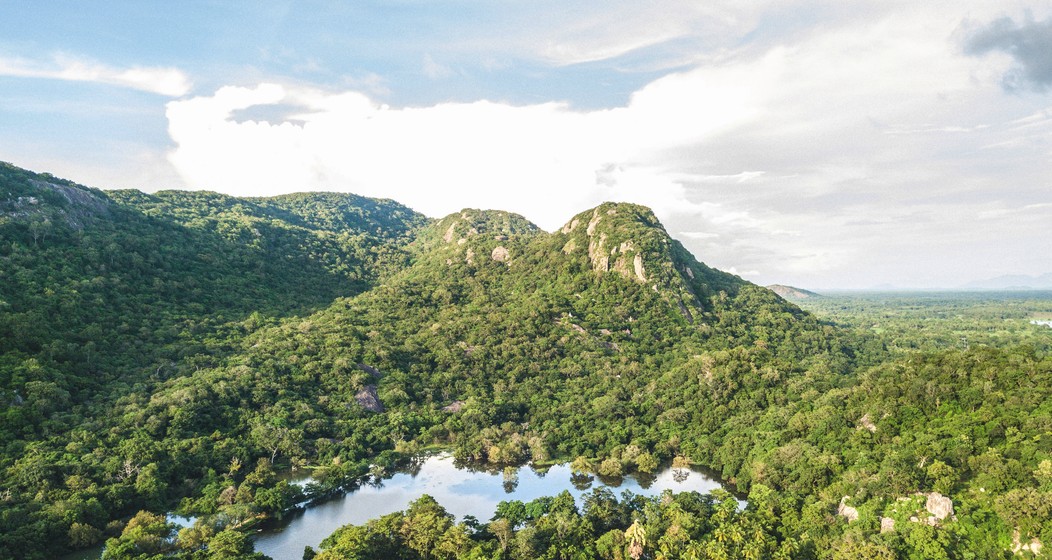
960,273,1052,290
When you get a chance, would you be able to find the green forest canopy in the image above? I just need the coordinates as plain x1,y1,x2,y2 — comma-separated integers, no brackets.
1,162,1050,559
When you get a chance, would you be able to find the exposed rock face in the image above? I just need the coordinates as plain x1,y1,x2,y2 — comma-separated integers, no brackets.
491,246,510,262
1012,529,1043,556
570,207,651,284
677,299,694,324
880,517,895,533
354,385,384,413
858,413,877,433
897,492,955,527
430,209,540,254
588,233,610,272
837,497,859,522
442,400,465,413
586,210,602,235
552,201,744,326
633,254,647,282
766,284,821,300
6,180,113,230
925,492,954,520
37,181,111,216
357,364,381,377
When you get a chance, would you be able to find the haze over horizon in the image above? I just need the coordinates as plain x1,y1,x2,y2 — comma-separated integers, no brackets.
1,1,1050,289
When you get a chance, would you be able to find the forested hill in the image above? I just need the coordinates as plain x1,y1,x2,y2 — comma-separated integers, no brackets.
2,162,1050,560
0,162,427,406
0,161,829,557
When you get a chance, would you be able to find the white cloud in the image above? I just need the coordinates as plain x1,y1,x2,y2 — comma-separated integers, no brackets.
532,0,774,67
678,231,720,240
0,53,191,96
164,72,762,230
163,1,1052,288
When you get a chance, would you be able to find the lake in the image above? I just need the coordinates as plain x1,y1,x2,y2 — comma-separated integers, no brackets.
65,454,738,560
254,453,737,559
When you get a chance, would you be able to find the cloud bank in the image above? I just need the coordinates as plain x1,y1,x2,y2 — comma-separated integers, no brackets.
166,68,760,232
161,3,1051,288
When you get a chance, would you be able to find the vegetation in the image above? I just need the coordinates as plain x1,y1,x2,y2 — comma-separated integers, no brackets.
1,162,1050,558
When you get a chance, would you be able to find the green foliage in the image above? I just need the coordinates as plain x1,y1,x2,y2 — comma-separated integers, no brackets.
2,162,1051,558
318,491,798,560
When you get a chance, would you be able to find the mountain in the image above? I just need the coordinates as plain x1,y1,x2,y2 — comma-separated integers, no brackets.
766,284,822,300
961,273,1052,290
0,161,427,440
1,162,845,558
5,162,1047,560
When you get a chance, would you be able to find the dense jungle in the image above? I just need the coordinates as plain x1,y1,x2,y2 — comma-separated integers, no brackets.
1,162,1050,559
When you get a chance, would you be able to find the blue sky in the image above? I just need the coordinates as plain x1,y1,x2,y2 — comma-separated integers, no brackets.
2,1,1051,289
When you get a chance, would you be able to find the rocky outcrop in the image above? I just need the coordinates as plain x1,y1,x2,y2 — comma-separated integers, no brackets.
837,497,859,522
569,206,652,284
587,232,610,272
552,201,751,326
442,401,466,413
633,254,647,282
491,246,510,263
357,364,381,377
897,492,955,527
354,385,384,413
586,211,602,235
1012,530,1043,556
880,517,895,533
925,492,954,521
429,209,540,255
858,413,877,433
766,284,821,300
3,180,113,231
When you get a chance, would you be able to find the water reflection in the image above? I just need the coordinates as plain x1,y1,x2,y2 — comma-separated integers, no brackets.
254,454,738,559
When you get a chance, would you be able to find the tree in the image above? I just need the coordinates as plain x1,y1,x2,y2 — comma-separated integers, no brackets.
102,511,176,560
624,520,646,560
208,529,264,559
401,495,454,559
68,522,103,548
250,417,303,463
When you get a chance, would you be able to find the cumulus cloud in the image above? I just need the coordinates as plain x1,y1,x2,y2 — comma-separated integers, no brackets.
964,16,1052,91
0,53,191,96
165,68,762,230
164,2,1052,288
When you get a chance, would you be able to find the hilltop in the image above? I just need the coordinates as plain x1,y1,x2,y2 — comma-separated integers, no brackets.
767,284,822,300
2,162,834,557
2,162,1049,560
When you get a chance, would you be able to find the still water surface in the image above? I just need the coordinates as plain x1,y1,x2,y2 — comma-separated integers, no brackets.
65,454,737,560
255,453,736,559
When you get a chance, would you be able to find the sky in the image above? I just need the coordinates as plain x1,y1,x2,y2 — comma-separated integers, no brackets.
1,1,1050,289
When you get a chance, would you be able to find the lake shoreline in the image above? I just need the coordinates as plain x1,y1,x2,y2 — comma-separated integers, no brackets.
253,451,743,559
